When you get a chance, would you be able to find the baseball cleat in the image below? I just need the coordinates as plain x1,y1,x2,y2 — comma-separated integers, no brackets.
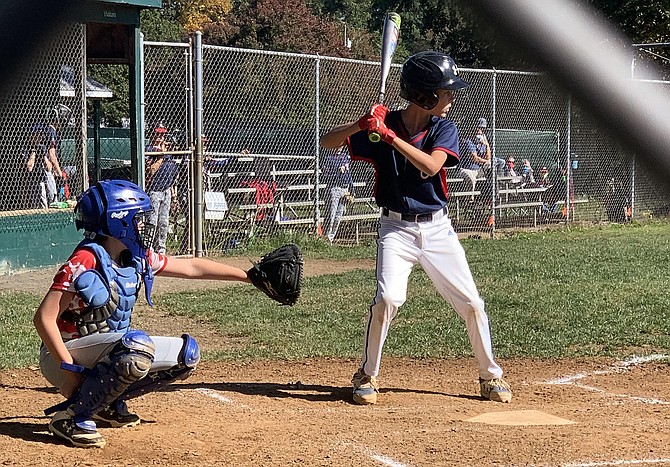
49,409,106,448
93,400,141,428
351,368,379,405
480,378,513,403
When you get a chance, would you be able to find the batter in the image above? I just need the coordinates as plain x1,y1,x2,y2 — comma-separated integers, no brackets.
320,50,512,405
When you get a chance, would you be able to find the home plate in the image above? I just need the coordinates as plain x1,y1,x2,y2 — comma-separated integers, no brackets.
465,410,576,426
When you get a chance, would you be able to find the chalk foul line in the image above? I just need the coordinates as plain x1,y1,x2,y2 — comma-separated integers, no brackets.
539,354,670,405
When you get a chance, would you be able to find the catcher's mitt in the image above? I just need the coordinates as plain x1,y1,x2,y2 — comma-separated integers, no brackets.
247,243,304,306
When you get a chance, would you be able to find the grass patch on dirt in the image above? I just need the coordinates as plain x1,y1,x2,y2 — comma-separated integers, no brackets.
0,292,42,369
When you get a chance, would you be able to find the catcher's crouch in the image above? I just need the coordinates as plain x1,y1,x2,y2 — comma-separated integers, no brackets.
34,179,302,448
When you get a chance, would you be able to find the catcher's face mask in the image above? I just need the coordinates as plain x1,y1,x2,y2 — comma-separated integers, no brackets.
134,210,155,252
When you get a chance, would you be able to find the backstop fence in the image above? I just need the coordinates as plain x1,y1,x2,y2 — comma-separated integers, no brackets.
1,28,669,263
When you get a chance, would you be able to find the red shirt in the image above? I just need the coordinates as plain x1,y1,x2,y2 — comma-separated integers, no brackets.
50,248,168,340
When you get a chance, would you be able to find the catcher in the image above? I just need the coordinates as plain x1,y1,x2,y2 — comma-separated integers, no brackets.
34,179,302,448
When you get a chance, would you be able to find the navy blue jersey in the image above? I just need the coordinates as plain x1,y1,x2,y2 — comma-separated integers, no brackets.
347,111,460,214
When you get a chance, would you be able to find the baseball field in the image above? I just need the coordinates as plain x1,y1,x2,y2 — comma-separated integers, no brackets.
0,223,669,466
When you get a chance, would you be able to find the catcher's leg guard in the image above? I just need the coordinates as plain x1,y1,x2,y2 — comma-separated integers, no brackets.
71,330,155,421
122,334,200,400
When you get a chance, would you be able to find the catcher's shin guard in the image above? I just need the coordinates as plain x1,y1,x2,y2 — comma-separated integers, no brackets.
72,330,155,420
121,334,200,400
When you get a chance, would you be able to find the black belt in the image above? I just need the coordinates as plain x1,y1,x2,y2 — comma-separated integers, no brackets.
382,206,447,223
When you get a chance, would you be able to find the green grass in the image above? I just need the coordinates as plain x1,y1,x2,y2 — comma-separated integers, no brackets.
3,222,670,369
0,292,43,369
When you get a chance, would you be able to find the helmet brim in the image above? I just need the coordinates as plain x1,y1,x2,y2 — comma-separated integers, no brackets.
444,76,470,91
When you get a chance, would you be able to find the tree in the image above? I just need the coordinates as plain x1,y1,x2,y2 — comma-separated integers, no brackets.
202,0,376,59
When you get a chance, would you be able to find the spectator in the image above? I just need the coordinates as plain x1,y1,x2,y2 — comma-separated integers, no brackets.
145,123,180,254
472,118,506,176
457,132,486,201
538,166,550,187
519,158,535,186
44,105,69,204
22,124,50,208
321,145,355,243
505,156,517,177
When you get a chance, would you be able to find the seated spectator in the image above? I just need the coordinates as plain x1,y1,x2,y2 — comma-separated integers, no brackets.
538,167,550,187
458,120,490,200
519,159,535,186
467,118,506,176
505,156,517,177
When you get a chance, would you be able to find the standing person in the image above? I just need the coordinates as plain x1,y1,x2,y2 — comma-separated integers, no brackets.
33,180,258,448
320,50,512,405
321,145,355,243
145,124,180,254
44,105,67,205
22,123,50,209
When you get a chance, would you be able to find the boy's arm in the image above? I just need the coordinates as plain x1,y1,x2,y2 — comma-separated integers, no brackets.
47,145,62,177
320,122,360,149
33,289,82,397
160,256,251,282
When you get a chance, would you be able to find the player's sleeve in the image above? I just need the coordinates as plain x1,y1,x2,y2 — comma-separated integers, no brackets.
347,130,378,164
147,249,169,275
431,121,461,168
50,249,97,292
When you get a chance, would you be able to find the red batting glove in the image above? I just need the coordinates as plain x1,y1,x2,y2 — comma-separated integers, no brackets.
369,118,396,144
357,104,389,130
370,103,389,120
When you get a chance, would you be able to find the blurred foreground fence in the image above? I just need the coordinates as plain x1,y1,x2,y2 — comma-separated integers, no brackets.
2,29,669,268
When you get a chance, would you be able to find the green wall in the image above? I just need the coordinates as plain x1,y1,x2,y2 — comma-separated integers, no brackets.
0,210,80,273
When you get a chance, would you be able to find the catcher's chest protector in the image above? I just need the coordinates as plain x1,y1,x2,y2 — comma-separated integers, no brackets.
75,241,142,334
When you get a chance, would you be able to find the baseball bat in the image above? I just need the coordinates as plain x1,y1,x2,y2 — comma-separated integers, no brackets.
369,12,401,143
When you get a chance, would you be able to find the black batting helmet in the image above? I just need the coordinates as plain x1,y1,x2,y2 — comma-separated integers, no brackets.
400,51,469,110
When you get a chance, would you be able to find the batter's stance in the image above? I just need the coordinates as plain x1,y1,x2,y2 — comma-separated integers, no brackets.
320,51,512,405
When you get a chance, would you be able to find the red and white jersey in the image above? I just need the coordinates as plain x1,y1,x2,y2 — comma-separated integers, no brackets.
50,248,168,340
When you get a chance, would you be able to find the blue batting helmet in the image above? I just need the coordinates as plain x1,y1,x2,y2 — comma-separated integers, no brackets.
75,180,154,259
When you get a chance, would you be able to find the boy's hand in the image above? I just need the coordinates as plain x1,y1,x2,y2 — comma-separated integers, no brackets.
357,104,389,130
367,118,396,144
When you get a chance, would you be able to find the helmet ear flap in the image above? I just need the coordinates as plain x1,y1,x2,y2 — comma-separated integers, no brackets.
74,184,106,233
400,80,439,110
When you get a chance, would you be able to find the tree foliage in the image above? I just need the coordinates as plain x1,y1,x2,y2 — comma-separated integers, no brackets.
201,0,375,59
138,0,670,70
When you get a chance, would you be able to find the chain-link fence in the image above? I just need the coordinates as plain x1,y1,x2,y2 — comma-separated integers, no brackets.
0,23,86,215
3,30,669,263
139,41,670,255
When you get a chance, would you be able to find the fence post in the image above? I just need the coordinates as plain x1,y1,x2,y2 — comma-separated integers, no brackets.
136,31,146,189
193,32,204,257
314,56,321,236
491,68,497,235
565,94,572,221
186,37,195,255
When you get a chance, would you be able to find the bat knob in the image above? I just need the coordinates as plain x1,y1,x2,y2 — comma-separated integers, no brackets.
368,132,381,143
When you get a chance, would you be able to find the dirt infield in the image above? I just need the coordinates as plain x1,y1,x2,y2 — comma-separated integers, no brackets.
1,258,669,466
